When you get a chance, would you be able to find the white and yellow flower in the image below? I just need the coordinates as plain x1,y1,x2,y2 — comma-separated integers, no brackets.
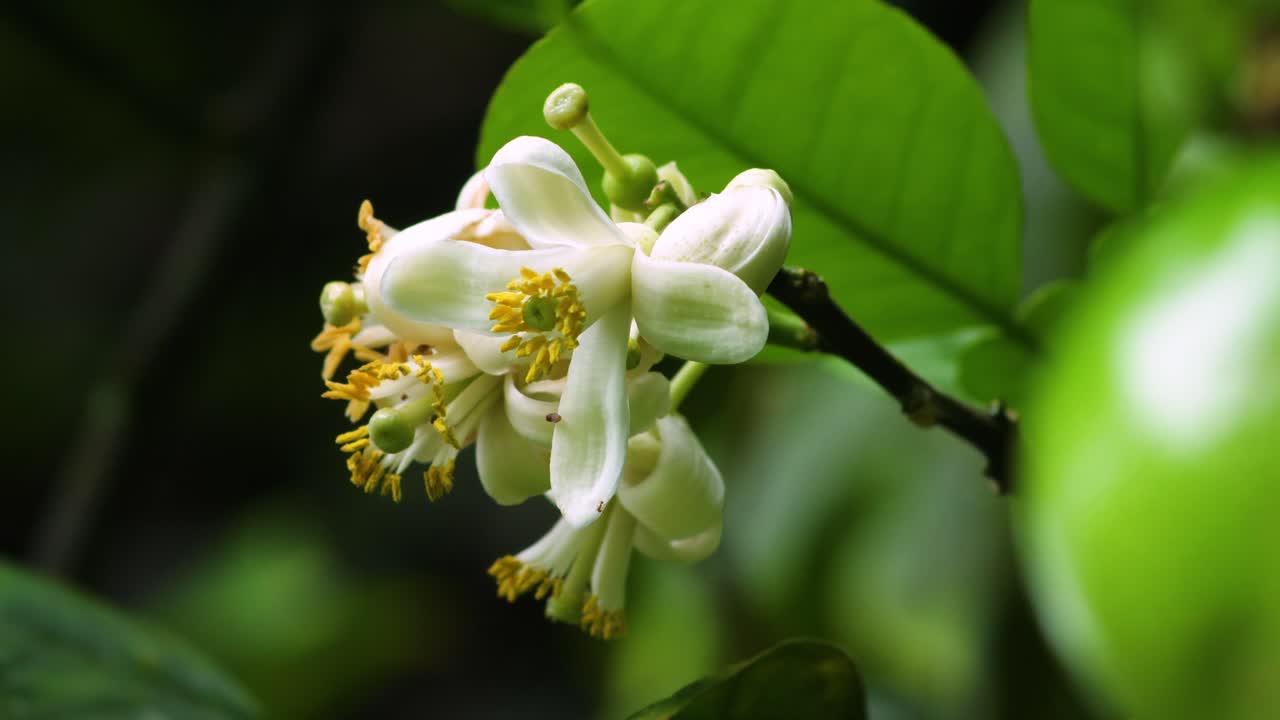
368,136,784,526
488,414,724,639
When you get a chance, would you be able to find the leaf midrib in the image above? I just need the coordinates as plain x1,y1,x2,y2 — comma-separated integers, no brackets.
560,8,1035,349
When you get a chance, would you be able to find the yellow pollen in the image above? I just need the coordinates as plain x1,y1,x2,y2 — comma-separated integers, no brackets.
356,200,387,275
484,267,586,383
487,556,563,603
311,319,383,381
580,596,626,640
424,460,456,502
335,426,402,502
322,359,412,422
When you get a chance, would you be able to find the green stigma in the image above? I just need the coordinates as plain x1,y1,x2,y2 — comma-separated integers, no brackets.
522,295,560,332
368,408,415,454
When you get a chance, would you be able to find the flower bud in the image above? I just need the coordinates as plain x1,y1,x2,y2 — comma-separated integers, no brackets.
648,177,791,295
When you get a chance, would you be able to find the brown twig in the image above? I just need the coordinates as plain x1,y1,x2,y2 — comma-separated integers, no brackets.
767,266,1018,493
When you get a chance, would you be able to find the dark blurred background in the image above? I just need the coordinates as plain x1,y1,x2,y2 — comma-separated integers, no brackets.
1,1,1097,718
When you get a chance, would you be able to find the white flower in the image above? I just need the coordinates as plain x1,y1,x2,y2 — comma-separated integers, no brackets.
324,341,494,502
487,414,724,639
368,136,773,526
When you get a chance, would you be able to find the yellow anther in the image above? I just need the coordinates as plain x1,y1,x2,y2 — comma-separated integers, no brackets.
356,200,388,274
484,267,586,383
488,556,563,603
311,319,370,381
580,595,626,640
337,428,402,502
432,417,459,449
424,460,456,502
335,426,369,444
381,473,403,503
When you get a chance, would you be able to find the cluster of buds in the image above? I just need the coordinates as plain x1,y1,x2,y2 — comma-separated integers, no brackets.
311,84,791,638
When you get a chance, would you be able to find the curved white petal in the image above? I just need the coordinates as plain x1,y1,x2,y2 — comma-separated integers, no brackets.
484,136,630,249
476,401,551,505
362,209,492,344
504,373,559,446
456,169,491,210
631,251,768,363
454,330,516,375
377,236,584,334
650,186,791,294
617,414,724,541
626,372,670,437
633,521,722,564
549,301,632,527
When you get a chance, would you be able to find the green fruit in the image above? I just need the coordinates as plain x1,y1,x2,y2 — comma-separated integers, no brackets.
1019,158,1280,719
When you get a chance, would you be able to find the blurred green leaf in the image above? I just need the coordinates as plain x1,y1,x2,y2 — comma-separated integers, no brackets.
604,560,722,719
480,0,1023,344
958,280,1077,408
149,510,443,719
0,562,258,720
1027,0,1223,213
627,640,865,720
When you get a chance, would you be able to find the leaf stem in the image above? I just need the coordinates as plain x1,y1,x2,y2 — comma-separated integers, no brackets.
766,266,1017,492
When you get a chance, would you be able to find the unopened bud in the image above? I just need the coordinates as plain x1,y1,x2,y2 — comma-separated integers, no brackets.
648,179,792,295
725,168,792,206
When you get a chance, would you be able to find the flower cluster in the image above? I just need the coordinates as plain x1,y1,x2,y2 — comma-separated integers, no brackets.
311,84,791,638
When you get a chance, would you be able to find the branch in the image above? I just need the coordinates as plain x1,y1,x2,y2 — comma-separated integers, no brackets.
766,266,1017,493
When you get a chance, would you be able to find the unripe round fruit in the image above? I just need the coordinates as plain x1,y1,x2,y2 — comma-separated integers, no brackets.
1019,159,1280,720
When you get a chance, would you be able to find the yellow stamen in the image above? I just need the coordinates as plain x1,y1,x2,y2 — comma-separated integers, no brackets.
310,319,372,381
335,427,402,502
356,200,387,275
487,556,563,603
580,595,626,640
424,460,456,502
484,267,586,383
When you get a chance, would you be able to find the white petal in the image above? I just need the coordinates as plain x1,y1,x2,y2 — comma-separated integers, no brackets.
455,169,491,210
590,508,636,611
454,330,516,375
626,372,670,437
549,301,632,527
617,414,724,541
362,209,492,344
504,373,559,446
376,236,583,333
633,521,722,564
484,136,630,249
631,251,769,363
476,402,551,505
650,186,791,295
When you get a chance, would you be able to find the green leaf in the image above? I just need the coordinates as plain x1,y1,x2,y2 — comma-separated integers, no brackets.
627,640,866,720
1027,0,1209,213
958,280,1077,407
480,0,1024,344
0,562,258,720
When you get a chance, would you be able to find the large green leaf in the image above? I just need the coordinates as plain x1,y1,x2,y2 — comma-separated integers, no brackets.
480,0,1024,344
1027,0,1213,213
0,563,258,719
627,640,866,720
